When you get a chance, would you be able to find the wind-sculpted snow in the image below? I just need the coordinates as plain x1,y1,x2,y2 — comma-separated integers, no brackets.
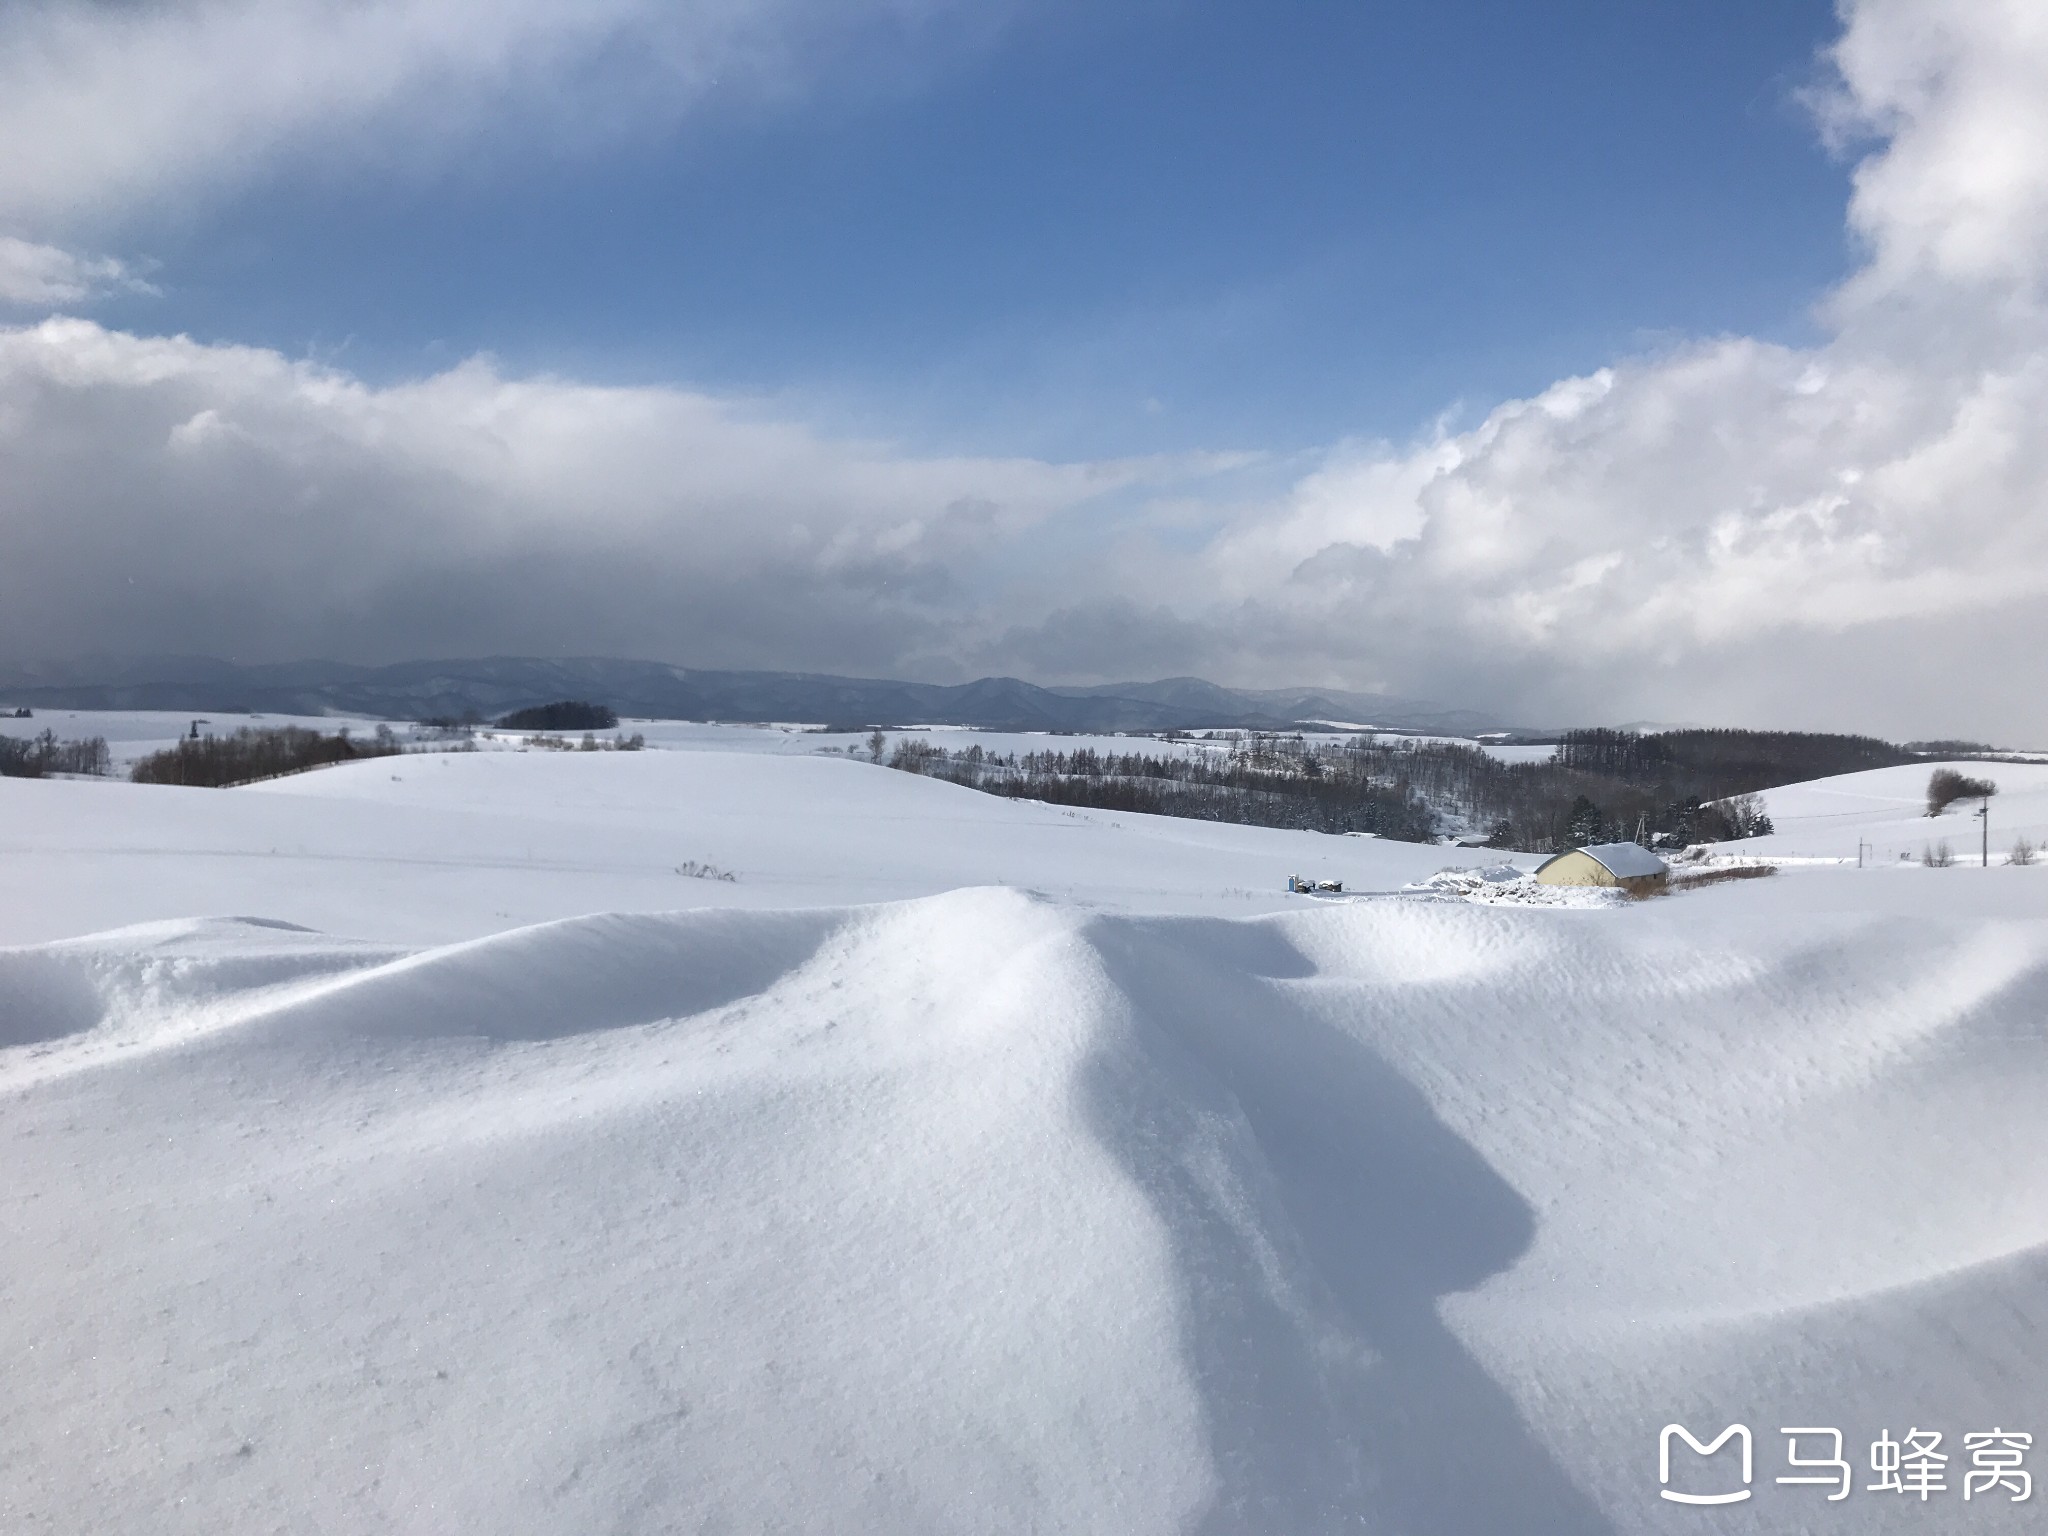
6,890,2047,1533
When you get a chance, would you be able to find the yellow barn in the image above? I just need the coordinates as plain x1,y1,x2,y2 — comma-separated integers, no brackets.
1534,841,1670,895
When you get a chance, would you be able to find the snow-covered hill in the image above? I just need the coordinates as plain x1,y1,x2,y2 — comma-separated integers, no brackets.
4,747,2045,1533
1726,760,2048,866
0,748,1474,946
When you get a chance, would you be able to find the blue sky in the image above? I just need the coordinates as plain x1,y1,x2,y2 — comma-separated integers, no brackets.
6,0,2047,740
93,0,1850,459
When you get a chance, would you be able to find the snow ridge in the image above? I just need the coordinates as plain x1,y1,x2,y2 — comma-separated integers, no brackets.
6,889,2047,1533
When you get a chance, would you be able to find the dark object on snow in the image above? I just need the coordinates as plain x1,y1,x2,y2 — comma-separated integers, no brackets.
0,730,111,778
497,700,619,731
1926,767,1997,816
131,726,397,788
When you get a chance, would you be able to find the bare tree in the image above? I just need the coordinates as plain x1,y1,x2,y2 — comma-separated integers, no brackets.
1705,792,1774,839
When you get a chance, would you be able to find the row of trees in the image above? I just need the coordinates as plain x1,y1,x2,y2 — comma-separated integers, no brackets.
497,700,618,731
1551,727,1910,790
1317,735,1779,849
131,725,401,787
883,737,1441,838
513,731,646,752
0,730,112,778
874,729,1800,850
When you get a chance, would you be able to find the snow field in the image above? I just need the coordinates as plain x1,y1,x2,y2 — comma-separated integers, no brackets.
0,705,1542,777
4,744,2046,1532
0,748,1482,945
1733,760,2048,865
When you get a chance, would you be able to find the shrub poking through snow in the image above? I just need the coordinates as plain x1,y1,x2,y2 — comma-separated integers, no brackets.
518,732,645,752
1922,841,1957,868
2009,837,2038,867
674,860,737,882
1927,768,1997,816
1661,864,1778,896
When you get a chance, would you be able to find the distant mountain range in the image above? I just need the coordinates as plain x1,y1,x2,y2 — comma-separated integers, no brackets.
0,655,1514,736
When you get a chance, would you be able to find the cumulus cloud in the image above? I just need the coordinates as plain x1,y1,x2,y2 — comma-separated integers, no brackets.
0,237,155,305
0,0,988,229
0,318,1218,675
5,0,2048,740
1093,0,2048,738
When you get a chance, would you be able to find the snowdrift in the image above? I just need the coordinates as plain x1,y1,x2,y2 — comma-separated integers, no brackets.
8,887,2046,1534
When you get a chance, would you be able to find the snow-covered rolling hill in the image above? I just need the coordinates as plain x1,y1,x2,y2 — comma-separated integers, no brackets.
0,746,1471,946
1727,760,2048,867
5,744,2045,1533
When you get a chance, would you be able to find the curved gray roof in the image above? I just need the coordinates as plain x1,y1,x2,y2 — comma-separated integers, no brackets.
1536,841,1669,878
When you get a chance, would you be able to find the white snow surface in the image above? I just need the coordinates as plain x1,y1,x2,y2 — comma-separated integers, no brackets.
1725,759,2048,867
1404,864,1622,907
5,747,2047,1534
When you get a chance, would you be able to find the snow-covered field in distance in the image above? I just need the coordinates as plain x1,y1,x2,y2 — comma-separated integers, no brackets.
0,707,403,772
5,738,2045,1534
0,707,1555,774
1724,761,2048,866
1472,740,1560,763
0,748,1471,946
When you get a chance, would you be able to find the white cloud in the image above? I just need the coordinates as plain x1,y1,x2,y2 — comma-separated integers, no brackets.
0,318,1210,676
0,236,155,305
4,0,2048,741
0,0,986,229
1064,0,2048,738
1825,0,2048,302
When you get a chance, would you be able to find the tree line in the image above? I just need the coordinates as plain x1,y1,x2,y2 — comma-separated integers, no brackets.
131,725,401,787
871,726,1908,849
0,730,112,778
881,737,1440,837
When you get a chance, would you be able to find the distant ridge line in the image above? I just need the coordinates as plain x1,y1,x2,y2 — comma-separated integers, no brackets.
0,655,1512,736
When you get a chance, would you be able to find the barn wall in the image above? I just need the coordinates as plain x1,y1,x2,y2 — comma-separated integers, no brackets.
1535,851,1615,887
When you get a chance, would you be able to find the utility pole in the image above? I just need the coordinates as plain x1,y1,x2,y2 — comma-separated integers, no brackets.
1978,797,1990,867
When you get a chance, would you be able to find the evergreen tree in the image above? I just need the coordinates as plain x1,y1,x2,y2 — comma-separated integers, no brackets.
1566,795,1605,847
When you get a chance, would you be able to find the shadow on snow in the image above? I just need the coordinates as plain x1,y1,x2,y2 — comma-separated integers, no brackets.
1083,915,1616,1536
